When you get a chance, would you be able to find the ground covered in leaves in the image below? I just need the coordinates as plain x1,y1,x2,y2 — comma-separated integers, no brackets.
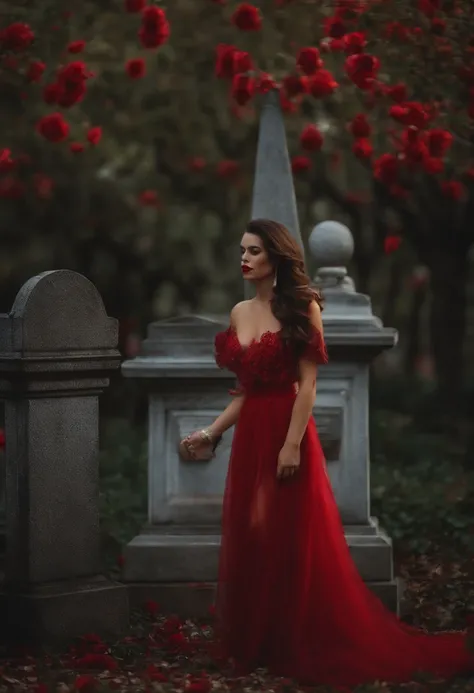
3,403,474,693
1,552,474,693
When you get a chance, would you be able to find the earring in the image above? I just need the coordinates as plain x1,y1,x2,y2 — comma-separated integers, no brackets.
273,269,278,288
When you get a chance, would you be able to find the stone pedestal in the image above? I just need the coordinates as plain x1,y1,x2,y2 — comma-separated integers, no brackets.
0,270,129,643
121,316,234,615
122,287,400,616
309,221,401,613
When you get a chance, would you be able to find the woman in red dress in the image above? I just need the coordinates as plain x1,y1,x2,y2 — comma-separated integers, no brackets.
181,219,473,687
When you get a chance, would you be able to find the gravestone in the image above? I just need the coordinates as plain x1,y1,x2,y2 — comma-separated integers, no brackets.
309,221,401,612
0,270,129,642
246,89,305,300
251,89,304,251
121,316,234,615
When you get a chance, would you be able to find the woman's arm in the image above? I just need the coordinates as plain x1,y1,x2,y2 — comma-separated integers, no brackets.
185,304,246,452
284,300,323,448
208,393,245,438
209,303,246,438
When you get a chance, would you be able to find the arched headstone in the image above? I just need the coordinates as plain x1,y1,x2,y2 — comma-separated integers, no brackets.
0,270,128,642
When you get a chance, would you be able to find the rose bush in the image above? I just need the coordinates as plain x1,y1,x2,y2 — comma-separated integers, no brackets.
0,0,473,400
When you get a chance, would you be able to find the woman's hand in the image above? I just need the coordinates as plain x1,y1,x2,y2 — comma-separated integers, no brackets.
276,441,300,480
179,428,220,462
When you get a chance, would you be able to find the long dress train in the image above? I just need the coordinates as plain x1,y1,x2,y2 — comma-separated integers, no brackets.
213,326,473,687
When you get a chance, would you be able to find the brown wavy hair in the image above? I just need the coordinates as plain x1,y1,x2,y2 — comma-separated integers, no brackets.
246,218,323,354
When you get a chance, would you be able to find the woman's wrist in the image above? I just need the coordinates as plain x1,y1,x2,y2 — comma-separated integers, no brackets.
201,427,218,443
284,439,300,449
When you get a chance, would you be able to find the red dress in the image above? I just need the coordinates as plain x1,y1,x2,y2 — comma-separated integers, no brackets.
214,325,473,687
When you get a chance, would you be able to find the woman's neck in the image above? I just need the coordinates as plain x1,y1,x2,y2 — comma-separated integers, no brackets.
253,276,274,303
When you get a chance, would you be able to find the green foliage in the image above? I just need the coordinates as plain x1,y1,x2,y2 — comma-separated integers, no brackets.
371,407,474,556
99,419,147,565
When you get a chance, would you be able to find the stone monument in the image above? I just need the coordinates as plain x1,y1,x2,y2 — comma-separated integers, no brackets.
251,89,304,252
121,222,401,614
121,316,234,615
0,270,129,642
309,220,400,612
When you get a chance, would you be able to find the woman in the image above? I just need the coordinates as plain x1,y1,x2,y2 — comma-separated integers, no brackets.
180,219,472,687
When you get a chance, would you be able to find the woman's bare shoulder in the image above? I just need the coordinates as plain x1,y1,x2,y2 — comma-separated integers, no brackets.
230,300,253,326
308,299,323,331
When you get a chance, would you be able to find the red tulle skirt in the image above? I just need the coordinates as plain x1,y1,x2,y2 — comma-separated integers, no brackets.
215,388,473,687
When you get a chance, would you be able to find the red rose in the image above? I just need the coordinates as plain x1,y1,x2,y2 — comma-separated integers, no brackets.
426,128,453,157
26,60,45,82
233,50,253,74
389,102,429,129
188,157,206,172
300,125,323,151
280,90,297,113
352,138,373,159
296,47,322,76
144,598,160,614
441,181,464,200
139,6,170,49
400,128,429,167
58,81,86,108
349,113,371,138
257,72,277,94
87,127,102,145
384,235,401,254
345,53,380,90
125,0,147,11
126,57,146,79
282,74,309,98
0,149,13,172
0,428,5,449
231,4,262,31
215,45,253,79
37,113,70,142
215,44,237,79
386,83,408,103
324,16,346,39
423,157,444,174
67,40,86,53
373,153,399,185
344,32,366,54
216,160,239,178
70,142,85,154
231,73,255,105
0,22,34,51
326,38,343,52
139,190,160,206
309,70,338,98
53,61,93,108
291,156,312,173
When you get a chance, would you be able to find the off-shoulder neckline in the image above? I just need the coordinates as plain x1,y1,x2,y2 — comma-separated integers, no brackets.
227,325,283,351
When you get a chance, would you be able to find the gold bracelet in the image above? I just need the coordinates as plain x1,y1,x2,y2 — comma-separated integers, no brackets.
200,428,214,444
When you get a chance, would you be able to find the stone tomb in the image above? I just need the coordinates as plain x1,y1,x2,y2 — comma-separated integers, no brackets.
122,221,400,615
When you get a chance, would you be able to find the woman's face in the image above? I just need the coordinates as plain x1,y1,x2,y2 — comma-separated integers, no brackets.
240,232,274,281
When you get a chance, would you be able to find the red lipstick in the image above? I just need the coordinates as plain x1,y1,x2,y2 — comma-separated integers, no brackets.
241,265,252,274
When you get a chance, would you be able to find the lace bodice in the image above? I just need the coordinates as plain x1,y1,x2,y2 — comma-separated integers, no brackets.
214,326,328,395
